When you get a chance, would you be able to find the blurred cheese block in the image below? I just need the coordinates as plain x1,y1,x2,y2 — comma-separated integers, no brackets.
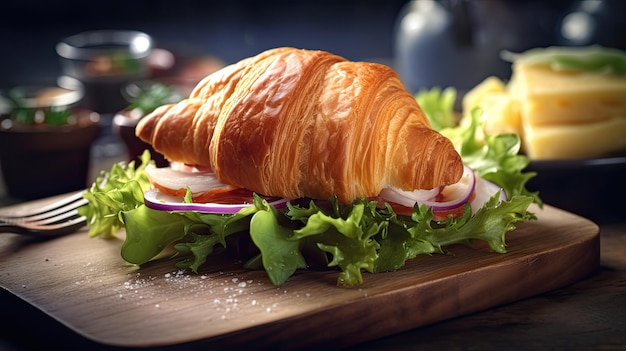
462,76,521,137
523,117,626,160
463,46,626,160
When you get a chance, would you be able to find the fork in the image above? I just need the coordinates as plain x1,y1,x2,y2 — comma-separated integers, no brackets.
0,191,89,237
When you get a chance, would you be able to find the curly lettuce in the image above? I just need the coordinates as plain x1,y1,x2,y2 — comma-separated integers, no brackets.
78,151,153,238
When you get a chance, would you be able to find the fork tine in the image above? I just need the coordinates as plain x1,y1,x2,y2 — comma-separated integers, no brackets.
16,208,82,226
13,216,87,237
7,198,89,223
0,191,87,219
0,191,89,237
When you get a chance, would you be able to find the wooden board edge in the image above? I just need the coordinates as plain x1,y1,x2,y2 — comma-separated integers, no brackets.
138,218,601,350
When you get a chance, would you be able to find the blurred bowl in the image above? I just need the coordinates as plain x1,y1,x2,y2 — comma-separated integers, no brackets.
56,30,153,81
122,77,195,103
2,75,84,110
112,108,168,167
56,30,154,113
0,77,100,200
526,156,626,224
112,78,189,167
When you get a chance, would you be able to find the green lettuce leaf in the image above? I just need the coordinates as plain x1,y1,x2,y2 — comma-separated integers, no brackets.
501,45,626,75
78,150,153,238
415,87,458,130
249,208,307,286
121,205,186,264
292,199,382,287
174,196,259,272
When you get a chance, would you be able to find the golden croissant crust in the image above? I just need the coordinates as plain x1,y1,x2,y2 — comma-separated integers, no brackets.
136,47,463,203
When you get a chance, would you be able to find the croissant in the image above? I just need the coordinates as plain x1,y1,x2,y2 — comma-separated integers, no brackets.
136,47,463,204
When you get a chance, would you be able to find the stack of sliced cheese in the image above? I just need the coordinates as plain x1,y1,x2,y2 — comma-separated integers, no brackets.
462,46,626,160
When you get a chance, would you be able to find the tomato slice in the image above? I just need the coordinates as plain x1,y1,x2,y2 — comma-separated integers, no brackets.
376,190,476,221
193,186,256,204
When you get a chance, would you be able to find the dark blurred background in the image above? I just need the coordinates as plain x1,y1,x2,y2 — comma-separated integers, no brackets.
1,0,625,222
2,0,625,94
0,0,408,88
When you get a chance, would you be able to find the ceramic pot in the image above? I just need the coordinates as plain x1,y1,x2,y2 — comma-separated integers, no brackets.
0,109,100,200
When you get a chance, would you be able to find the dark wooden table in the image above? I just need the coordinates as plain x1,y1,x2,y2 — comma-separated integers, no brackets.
0,208,624,351
349,223,626,351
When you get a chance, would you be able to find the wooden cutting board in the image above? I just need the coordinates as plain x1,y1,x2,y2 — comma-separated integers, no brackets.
0,198,599,350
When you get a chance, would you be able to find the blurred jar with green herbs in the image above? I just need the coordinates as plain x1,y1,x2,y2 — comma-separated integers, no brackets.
0,79,100,200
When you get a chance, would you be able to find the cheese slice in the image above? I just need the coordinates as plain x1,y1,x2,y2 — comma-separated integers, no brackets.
523,116,626,160
463,46,626,160
508,64,626,127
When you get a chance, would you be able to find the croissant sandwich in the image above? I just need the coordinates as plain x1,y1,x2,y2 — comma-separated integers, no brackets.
80,47,537,288
135,47,463,203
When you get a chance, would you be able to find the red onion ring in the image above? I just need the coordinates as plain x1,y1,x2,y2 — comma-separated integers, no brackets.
143,188,290,214
379,165,477,212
